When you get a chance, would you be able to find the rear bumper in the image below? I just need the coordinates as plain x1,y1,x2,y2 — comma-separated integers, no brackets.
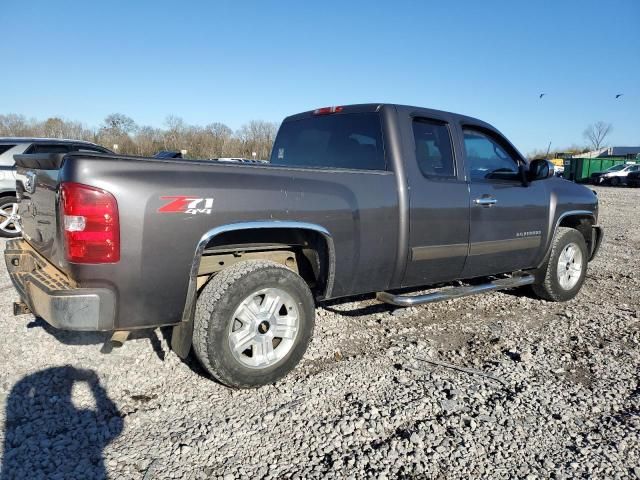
4,239,115,330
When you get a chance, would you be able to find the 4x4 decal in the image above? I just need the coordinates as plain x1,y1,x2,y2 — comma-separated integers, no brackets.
158,196,214,215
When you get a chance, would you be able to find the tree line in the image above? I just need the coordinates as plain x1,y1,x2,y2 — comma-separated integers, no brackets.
0,113,618,162
0,113,279,160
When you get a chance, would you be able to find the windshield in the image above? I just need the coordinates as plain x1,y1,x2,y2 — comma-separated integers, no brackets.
607,164,625,172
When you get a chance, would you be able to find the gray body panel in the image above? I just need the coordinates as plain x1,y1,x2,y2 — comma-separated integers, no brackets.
13,104,599,331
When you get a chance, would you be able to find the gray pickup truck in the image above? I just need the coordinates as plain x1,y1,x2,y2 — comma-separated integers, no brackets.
5,104,602,388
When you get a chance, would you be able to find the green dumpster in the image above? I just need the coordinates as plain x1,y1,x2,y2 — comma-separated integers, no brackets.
563,157,629,183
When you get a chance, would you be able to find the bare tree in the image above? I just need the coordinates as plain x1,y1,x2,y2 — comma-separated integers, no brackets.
236,120,279,159
97,113,138,152
101,113,137,136
583,122,612,151
0,114,32,136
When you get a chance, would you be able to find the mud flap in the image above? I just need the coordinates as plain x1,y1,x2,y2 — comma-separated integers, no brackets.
171,319,194,359
589,226,604,261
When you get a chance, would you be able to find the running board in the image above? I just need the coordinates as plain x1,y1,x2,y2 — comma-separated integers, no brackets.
376,274,535,307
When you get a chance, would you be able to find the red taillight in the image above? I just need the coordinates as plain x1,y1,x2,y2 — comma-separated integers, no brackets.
60,182,120,263
313,106,344,115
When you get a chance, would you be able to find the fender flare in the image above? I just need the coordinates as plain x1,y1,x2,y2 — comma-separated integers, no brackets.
537,210,596,269
180,221,335,324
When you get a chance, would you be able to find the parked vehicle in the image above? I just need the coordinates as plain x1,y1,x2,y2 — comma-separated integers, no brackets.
0,138,112,237
627,170,640,187
554,164,565,177
590,163,639,186
565,158,628,183
5,104,603,388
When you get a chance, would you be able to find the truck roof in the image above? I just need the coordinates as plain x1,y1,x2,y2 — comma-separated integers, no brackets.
284,103,492,128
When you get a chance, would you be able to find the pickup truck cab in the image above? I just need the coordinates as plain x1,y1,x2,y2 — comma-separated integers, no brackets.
6,104,602,388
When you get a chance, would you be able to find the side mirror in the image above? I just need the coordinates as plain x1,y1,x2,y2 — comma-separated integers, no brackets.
527,159,555,182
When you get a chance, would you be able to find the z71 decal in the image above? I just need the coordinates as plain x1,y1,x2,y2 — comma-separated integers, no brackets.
158,196,214,215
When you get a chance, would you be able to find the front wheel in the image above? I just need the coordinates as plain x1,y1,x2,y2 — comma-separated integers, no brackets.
531,227,588,302
610,177,621,187
192,260,315,388
0,196,22,238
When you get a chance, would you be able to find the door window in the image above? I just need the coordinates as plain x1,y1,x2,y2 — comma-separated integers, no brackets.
0,145,16,155
73,145,111,154
412,119,455,177
26,144,71,154
463,129,520,181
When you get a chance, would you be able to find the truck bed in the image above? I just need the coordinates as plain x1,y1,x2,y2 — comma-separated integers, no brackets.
14,152,399,329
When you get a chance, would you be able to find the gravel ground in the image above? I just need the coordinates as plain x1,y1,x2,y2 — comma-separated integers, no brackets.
0,186,638,479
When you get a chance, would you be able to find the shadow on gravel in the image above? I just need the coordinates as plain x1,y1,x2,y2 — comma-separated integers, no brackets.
1,366,123,480
26,317,168,361
322,293,396,317
159,326,214,380
497,286,539,300
26,317,108,346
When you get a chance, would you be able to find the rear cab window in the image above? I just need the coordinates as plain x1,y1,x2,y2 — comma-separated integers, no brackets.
412,119,455,177
270,113,386,170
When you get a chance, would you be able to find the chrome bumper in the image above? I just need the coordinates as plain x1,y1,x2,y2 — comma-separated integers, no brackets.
4,239,115,330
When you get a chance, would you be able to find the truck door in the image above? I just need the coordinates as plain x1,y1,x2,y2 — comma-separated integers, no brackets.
402,117,470,287
460,127,548,278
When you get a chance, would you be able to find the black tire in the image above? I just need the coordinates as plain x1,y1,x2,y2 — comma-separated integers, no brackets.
531,227,588,302
0,196,21,238
192,260,315,388
610,177,620,187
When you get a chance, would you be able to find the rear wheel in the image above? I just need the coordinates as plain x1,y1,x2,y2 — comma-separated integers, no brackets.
0,196,21,238
192,260,315,388
531,227,588,302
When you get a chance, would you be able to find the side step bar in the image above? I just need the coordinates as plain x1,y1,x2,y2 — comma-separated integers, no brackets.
376,274,535,307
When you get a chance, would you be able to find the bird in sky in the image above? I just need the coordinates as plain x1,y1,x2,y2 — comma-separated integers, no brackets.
539,93,546,99
615,94,623,99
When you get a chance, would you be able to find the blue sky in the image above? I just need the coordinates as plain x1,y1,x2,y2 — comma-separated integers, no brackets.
1,0,638,153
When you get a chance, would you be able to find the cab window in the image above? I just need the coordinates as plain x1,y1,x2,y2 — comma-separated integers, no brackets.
25,144,71,154
270,113,385,171
463,129,520,181
412,119,455,178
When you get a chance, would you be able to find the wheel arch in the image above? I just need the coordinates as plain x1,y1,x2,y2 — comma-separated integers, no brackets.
538,210,596,269
181,221,335,324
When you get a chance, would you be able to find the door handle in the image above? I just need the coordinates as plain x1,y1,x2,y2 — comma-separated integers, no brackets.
473,197,497,207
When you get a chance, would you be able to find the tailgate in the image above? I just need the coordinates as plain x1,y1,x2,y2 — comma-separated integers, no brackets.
14,153,66,263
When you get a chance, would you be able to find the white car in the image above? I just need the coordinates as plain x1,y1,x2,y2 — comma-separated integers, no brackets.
597,163,640,186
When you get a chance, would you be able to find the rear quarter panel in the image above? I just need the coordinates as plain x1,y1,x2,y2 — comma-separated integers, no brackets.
61,157,399,329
